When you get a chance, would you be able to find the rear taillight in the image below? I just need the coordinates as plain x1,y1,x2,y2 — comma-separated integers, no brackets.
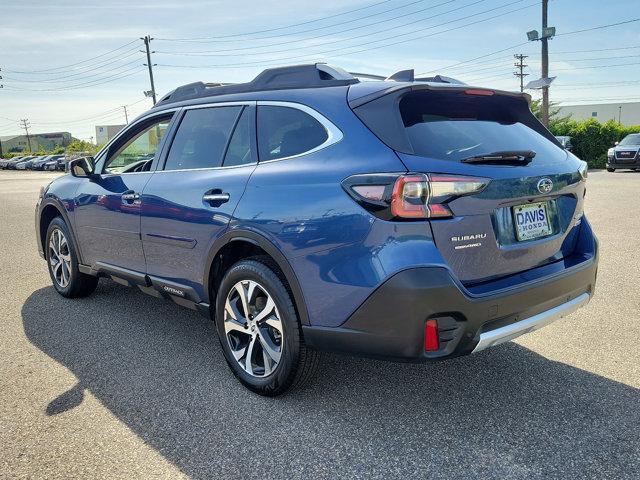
343,173,488,220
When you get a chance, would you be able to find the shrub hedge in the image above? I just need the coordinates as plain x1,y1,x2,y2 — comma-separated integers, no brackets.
550,119,640,168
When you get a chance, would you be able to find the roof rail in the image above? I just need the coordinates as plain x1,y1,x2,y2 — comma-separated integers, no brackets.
155,63,359,107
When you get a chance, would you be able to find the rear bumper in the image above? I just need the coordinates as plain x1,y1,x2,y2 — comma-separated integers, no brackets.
303,233,598,362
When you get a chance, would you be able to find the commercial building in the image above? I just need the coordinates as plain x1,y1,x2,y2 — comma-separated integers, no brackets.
557,102,640,125
0,132,72,155
95,125,126,145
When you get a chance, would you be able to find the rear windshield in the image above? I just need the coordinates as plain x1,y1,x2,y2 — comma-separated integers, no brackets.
619,134,640,146
399,90,563,162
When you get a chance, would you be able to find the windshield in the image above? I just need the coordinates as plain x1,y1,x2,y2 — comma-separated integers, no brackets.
619,134,640,146
399,90,565,162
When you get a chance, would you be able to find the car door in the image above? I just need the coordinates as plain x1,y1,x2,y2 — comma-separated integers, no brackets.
74,113,175,273
140,103,257,301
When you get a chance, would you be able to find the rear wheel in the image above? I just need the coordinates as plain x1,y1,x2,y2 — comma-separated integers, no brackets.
215,258,319,396
607,167,616,172
46,217,98,298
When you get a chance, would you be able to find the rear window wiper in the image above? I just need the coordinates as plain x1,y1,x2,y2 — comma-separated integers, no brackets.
460,150,536,164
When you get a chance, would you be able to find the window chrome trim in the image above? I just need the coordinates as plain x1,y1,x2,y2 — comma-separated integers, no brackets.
152,162,258,174
256,101,343,163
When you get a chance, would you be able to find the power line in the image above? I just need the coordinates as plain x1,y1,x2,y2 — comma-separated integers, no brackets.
4,47,141,77
417,41,529,75
549,44,640,55
554,80,640,88
418,19,640,76
156,0,537,69
4,39,139,74
155,0,462,56
28,99,148,126
3,57,143,84
3,67,145,92
555,18,640,37
157,0,407,41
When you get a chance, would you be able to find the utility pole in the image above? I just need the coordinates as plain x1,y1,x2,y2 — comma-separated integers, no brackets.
541,0,550,127
513,54,529,93
20,119,32,153
141,35,157,105
122,105,129,124
618,105,622,124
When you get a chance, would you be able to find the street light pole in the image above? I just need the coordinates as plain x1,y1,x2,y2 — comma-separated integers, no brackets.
541,0,550,127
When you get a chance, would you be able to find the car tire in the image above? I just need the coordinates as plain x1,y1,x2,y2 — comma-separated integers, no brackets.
607,167,615,172
46,217,98,298
215,257,320,396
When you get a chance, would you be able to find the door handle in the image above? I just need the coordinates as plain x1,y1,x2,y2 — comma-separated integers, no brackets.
121,191,140,203
203,191,230,205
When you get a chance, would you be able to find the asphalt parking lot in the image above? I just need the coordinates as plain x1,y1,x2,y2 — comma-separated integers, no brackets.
1,170,639,479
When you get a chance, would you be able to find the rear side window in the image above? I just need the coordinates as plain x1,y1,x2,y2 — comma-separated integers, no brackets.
257,106,328,161
399,90,563,162
164,106,241,170
223,107,254,167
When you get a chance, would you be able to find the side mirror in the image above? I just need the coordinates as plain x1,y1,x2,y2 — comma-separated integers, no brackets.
614,141,619,146
69,157,95,178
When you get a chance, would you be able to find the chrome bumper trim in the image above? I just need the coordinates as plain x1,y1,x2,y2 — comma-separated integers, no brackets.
472,292,591,353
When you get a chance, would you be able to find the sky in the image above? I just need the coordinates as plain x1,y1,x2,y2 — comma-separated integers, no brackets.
0,0,639,141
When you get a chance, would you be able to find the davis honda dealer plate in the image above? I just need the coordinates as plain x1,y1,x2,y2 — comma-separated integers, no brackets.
513,202,552,241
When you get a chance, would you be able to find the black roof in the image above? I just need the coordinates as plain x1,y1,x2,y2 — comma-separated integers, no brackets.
155,64,358,107
154,64,466,107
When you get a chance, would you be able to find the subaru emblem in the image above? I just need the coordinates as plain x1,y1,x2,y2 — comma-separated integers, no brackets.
537,178,553,194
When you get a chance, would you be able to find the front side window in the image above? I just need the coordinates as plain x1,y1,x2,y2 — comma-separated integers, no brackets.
104,117,171,174
164,106,241,171
257,106,328,161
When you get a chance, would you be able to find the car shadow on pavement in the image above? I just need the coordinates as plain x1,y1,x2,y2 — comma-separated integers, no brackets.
22,281,639,479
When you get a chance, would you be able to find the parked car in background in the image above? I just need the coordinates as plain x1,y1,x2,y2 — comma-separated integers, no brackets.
33,155,65,170
36,64,597,395
6,156,36,169
32,155,54,170
16,155,47,170
607,133,640,172
555,135,573,152
43,159,60,171
0,156,23,168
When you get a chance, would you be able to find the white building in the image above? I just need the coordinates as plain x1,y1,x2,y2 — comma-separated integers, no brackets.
95,125,126,145
557,102,640,126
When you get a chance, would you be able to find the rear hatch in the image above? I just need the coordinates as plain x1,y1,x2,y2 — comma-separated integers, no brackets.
352,85,587,285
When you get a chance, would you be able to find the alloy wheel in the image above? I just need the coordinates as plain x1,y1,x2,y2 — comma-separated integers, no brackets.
49,228,71,288
224,280,284,377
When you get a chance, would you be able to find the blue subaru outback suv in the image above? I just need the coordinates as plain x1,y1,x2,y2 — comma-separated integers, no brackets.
36,64,597,395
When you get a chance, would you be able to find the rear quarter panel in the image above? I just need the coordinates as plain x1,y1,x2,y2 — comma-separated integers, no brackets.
233,88,414,327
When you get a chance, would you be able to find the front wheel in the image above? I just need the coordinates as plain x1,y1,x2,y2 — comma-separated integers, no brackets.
606,167,616,172
215,258,319,396
46,217,98,298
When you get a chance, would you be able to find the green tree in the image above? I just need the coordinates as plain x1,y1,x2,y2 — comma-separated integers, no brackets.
66,140,98,155
530,99,571,129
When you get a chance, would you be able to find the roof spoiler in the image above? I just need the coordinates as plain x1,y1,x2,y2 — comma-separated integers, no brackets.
349,69,466,85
